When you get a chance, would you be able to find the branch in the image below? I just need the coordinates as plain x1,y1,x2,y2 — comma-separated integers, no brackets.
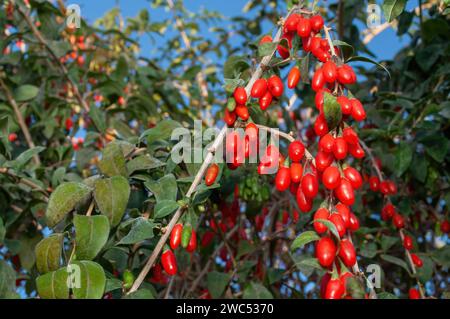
127,5,299,294
0,78,41,165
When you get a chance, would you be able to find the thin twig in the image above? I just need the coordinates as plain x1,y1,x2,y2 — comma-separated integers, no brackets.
0,78,41,165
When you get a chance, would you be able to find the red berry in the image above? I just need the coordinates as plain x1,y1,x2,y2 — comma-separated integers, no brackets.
403,235,414,250
342,127,358,145
170,224,183,250
338,239,356,267
393,213,405,229
314,208,330,234
348,213,360,231
310,15,324,32
205,164,219,186
315,151,334,172
343,167,363,189
287,66,301,89
288,140,305,162
335,179,355,206
296,187,313,213
259,91,273,110
268,75,284,97
316,237,336,268
290,162,303,184
322,166,341,190
233,87,247,105
336,203,351,228
275,166,291,192
337,96,353,115
312,68,325,92
297,18,311,37
8,133,17,142
350,99,366,121
301,173,319,199
161,249,177,276
285,13,300,32
259,35,273,45
224,109,236,126
314,113,329,137
322,61,337,83
251,79,268,98
411,253,423,268
186,230,197,252
441,220,450,234
409,288,420,299
333,137,348,160
235,105,249,121
325,278,345,299
369,176,380,192
319,134,335,153
329,213,347,238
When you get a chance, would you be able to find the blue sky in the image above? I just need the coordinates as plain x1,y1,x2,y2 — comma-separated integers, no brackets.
74,0,418,62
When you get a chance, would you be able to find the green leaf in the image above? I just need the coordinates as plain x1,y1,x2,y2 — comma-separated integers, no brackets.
98,142,128,177
243,282,273,299
423,136,449,163
144,174,177,202
377,292,399,299
291,231,320,251
415,254,434,284
118,217,155,245
347,56,390,77
89,106,107,133
123,289,154,299
126,154,164,174
154,200,179,219
223,55,251,79
139,119,182,144
71,261,106,299
411,154,428,183
396,10,414,34
267,268,284,285
13,84,39,102
18,234,42,270
323,92,342,130
382,0,407,22
380,254,411,275
9,146,45,169
74,215,110,260
35,233,64,274
207,271,231,298
45,182,92,227
36,267,70,299
94,176,130,227
380,235,399,252
332,40,354,59
346,277,366,299
0,217,5,244
431,246,450,268
394,142,413,177
258,42,277,57
359,242,378,258
312,219,340,240
0,260,16,298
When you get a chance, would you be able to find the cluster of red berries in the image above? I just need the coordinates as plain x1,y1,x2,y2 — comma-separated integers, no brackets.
161,223,198,276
